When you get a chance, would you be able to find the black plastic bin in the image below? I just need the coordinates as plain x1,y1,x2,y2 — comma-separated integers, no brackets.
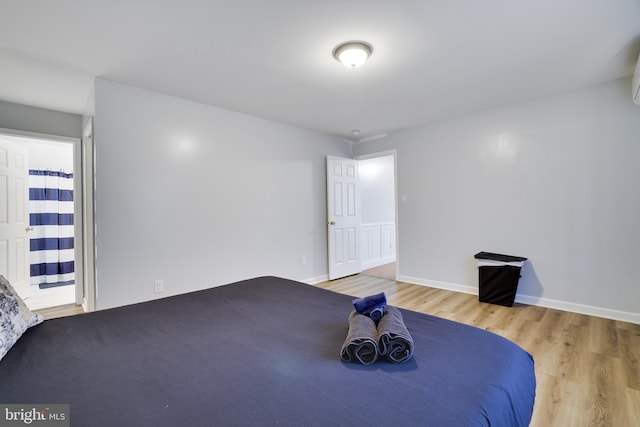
474,252,527,307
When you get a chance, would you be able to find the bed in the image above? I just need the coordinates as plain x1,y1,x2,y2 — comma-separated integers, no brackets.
0,276,535,426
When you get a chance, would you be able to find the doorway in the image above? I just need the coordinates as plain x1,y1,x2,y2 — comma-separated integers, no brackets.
326,151,398,281
357,152,397,280
0,131,79,310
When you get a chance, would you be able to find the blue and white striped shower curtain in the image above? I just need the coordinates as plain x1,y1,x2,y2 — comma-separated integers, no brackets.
28,170,75,288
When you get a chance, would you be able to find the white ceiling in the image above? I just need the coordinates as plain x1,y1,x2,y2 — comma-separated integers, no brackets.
1,1,639,141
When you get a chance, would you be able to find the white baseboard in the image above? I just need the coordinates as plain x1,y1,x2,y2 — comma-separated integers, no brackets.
303,274,329,285
398,275,477,296
397,275,640,325
514,294,640,325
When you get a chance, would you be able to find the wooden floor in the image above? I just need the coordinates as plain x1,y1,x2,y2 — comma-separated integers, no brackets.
34,303,84,320
361,261,396,281
317,274,640,427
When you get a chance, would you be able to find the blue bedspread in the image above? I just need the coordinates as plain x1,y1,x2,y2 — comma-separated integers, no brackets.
0,276,535,426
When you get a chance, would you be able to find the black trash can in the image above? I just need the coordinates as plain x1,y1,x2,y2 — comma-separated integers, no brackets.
474,252,527,307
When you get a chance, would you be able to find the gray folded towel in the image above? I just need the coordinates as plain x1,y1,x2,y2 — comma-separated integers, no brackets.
377,306,414,363
340,310,379,365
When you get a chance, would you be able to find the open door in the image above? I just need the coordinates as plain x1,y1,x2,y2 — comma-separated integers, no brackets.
326,156,362,280
0,139,31,297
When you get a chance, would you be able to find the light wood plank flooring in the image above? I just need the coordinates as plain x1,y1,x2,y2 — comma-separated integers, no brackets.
317,274,640,427
34,303,84,319
361,262,396,281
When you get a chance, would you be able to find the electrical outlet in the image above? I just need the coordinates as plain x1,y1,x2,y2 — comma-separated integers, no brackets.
154,280,164,293
301,256,307,265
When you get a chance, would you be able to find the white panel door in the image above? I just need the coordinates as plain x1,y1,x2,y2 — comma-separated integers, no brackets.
0,139,30,297
327,156,361,280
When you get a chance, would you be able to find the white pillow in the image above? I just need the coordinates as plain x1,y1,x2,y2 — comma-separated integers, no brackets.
0,275,44,361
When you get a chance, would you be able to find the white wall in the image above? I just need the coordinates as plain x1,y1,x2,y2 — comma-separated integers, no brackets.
21,139,73,172
359,155,395,223
354,77,640,322
0,134,73,171
0,100,80,174
0,100,82,139
359,155,396,269
93,79,351,309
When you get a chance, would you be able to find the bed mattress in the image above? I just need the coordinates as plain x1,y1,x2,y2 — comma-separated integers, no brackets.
0,276,535,426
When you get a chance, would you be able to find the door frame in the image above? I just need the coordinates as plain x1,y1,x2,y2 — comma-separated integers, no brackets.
81,119,96,312
0,126,86,307
354,149,399,280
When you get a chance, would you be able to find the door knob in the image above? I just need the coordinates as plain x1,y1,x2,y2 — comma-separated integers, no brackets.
328,221,336,225
25,226,34,232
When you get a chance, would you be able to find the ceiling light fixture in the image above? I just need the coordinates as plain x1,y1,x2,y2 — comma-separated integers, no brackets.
333,42,372,69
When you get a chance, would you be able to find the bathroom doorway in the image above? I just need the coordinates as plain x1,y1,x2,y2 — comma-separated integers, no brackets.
0,132,77,309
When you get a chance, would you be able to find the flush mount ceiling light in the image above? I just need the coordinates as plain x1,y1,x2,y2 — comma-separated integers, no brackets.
333,42,372,69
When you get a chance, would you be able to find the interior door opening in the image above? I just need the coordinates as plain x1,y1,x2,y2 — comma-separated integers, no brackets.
0,132,79,310
356,152,397,281
326,151,398,282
